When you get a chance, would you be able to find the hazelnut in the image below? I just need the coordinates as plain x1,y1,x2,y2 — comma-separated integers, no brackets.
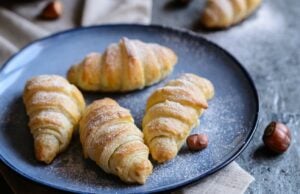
263,121,291,153
187,134,208,151
41,0,63,20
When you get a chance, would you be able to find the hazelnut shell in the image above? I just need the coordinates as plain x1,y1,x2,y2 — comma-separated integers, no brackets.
186,134,208,151
263,121,291,153
41,0,63,20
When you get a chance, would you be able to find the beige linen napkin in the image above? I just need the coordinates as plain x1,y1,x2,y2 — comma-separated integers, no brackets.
82,0,152,25
173,162,254,194
0,1,254,193
0,7,48,65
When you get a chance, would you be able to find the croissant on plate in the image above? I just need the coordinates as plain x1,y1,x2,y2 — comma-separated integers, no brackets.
80,98,153,184
67,37,177,92
23,75,85,164
201,0,262,28
142,73,214,163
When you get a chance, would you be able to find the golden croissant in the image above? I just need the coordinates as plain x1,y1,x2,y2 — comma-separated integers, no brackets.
23,75,85,164
67,37,177,92
80,98,153,184
142,73,214,163
201,0,262,28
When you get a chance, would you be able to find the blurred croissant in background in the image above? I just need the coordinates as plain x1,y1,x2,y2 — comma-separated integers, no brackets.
201,0,262,28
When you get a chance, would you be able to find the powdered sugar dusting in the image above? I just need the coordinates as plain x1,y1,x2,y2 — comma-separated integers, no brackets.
24,81,251,193
26,75,70,90
0,26,258,193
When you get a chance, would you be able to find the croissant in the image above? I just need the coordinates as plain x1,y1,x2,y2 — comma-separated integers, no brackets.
201,0,262,28
80,98,153,184
23,75,85,164
67,37,177,92
142,73,214,163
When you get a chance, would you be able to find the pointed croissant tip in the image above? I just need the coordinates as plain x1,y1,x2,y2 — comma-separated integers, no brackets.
150,137,178,163
130,159,153,184
34,133,59,164
201,8,218,28
171,49,178,65
67,65,77,85
120,37,130,43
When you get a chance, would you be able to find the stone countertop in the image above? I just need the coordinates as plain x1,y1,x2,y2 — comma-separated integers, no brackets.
152,0,300,193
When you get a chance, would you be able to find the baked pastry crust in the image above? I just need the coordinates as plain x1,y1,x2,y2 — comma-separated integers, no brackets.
201,0,262,28
23,75,85,164
67,37,177,92
80,98,153,184
143,73,214,163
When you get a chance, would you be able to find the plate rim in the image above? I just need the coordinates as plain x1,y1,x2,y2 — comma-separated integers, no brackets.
0,24,259,194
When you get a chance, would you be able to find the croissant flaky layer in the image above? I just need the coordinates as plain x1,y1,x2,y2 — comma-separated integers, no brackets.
80,98,153,184
201,0,262,28
143,73,214,163
23,75,85,164
67,37,177,92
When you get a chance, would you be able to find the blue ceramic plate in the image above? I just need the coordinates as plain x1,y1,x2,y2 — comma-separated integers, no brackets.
0,25,259,193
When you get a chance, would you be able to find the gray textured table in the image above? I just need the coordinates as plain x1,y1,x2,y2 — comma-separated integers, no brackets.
152,0,300,193
1,0,300,193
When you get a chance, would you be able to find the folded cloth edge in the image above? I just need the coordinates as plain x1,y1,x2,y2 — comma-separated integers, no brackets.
173,162,255,194
81,0,152,26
